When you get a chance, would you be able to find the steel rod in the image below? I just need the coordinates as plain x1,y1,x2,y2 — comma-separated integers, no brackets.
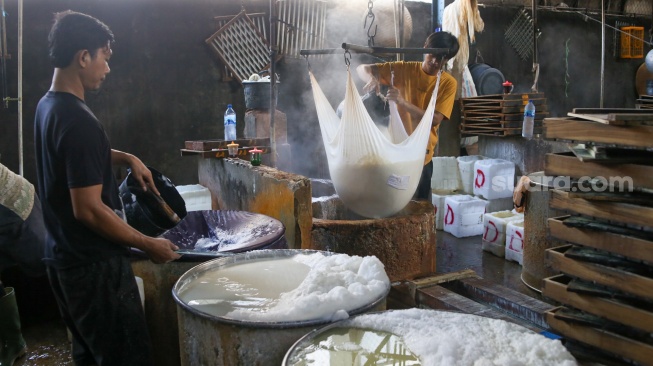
269,0,277,168
18,0,23,175
341,43,449,55
299,48,341,55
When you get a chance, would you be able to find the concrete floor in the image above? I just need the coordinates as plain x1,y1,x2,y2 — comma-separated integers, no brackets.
6,231,542,366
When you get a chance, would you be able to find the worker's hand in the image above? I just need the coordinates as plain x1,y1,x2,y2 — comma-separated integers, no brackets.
145,237,181,264
362,76,380,95
386,87,405,106
129,158,160,196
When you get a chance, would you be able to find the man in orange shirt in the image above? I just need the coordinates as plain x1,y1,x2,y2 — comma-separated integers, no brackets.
356,31,459,200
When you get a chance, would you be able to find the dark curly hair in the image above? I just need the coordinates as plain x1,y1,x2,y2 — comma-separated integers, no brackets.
48,10,114,68
424,31,459,60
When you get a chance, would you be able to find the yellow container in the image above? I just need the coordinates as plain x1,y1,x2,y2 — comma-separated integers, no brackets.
620,26,644,59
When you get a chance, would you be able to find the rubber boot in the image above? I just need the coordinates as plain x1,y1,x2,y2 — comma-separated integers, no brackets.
0,288,27,366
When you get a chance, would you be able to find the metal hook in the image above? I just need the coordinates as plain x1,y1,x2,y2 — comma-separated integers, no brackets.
364,12,377,47
344,49,351,68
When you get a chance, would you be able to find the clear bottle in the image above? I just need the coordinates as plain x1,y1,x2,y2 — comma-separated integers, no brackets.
224,104,237,141
522,100,535,140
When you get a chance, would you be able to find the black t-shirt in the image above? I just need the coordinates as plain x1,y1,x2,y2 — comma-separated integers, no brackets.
34,91,128,269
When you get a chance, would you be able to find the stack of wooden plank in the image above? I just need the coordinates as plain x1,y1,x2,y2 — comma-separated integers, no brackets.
460,92,548,137
541,110,653,365
636,95,653,110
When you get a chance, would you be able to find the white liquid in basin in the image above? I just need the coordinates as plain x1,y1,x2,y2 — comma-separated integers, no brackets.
179,257,309,318
178,253,390,323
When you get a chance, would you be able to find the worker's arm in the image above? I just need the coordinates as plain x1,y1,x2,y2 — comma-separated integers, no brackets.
70,184,180,263
386,87,446,128
356,64,381,94
111,149,160,196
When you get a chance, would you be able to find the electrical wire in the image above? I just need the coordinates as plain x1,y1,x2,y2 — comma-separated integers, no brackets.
564,38,570,98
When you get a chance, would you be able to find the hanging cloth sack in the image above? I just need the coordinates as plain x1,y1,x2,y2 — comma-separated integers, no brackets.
309,69,440,218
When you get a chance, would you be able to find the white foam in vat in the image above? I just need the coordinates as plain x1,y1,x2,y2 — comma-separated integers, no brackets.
506,220,525,265
346,309,578,366
178,252,390,323
482,211,524,257
473,159,515,200
443,195,487,238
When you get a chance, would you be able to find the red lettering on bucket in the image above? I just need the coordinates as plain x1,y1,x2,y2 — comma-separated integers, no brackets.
444,205,454,225
509,230,523,251
483,221,499,242
475,169,485,188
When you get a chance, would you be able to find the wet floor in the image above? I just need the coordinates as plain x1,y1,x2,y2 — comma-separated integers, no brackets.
7,231,539,366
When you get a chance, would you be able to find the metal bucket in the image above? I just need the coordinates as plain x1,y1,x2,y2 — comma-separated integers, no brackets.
119,166,187,237
243,81,278,110
131,210,287,366
172,249,389,366
469,63,505,96
521,172,561,291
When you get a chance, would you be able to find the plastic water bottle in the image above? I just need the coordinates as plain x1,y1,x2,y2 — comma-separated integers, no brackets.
522,100,535,140
224,104,237,141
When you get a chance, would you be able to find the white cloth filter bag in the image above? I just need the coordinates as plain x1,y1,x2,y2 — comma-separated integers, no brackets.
309,69,440,218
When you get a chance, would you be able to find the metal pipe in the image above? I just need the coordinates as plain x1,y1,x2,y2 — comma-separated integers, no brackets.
341,43,449,55
18,0,23,175
600,0,605,108
431,0,444,31
300,48,341,55
269,0,277,168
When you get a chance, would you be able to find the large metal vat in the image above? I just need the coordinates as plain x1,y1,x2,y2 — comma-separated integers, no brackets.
172,249,389,366
131,210,286,366
311,194,436,282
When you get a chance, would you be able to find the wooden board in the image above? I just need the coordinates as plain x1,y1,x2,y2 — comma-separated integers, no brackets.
543,275,653,333
550,189,653,228
417,286,544,333
460,127,542,137
567,112,653,126
546,245,653,302
460,92,544,102
548,216,653,263
546,307,653,366
184,138,270,151
545,152,653,190
543,118,653,148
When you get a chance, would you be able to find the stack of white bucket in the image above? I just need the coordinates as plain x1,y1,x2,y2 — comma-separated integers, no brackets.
472,158,515,212
432,157,523,264
482,210,523,257
430,157,463,231
505,220,525,265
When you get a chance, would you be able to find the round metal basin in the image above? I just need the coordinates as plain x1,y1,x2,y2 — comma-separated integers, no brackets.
172,249,389,366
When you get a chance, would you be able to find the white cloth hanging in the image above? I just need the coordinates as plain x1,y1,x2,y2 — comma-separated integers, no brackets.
309,69,440,218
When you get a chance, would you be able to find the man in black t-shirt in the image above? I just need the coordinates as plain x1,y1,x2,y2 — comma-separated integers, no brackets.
34,11,179,366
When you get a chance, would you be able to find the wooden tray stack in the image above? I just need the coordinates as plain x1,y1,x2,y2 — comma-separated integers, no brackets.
460,92,548,137
541,110,653,365
636,95,653,110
